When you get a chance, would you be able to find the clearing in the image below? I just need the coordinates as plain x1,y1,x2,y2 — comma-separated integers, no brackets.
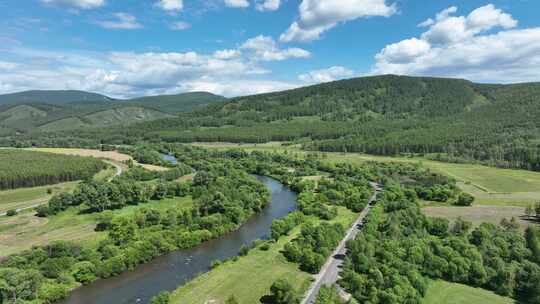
0,181,78,214
422,205,531,228
422,280,514,304
0,196,193,257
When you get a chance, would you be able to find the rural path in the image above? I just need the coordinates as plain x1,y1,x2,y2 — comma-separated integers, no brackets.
103,160,123,181
0,160,124,217
300,182,382,304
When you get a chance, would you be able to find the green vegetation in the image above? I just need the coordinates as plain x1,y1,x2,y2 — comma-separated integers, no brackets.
0,90,224,134
0,148,271,303
0,149,105,190
0,181,78,214
339,184,540,304
422,281,514,304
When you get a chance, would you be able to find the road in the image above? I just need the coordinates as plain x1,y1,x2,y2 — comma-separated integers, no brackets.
0,160,123,217
103,160,123,181
300,182,381,304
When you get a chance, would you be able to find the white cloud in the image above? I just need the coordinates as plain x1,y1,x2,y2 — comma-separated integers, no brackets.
241,35,311,61
224,0,250,8
40,0,105,9
299,66,354,83
373,5,540,83
421,4,517,45
95,13,143,30
156,0,183,12
213,49,242,59
280,0,396,42
0,45,299,98
180,79,296,96
256,0,280,12
170,21,191,30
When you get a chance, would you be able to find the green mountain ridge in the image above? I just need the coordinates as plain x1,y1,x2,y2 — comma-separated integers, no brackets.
3,74,540,171
0,91,226,133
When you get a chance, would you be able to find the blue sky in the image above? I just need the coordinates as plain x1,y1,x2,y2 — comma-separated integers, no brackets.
0,0,539,97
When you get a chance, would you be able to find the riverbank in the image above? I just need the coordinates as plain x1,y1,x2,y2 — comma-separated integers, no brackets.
61,176,297,304
170,207,357,303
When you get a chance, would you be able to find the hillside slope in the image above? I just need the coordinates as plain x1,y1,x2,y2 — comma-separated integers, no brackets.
126,92,226,114
0,90,225,133
3,75,540,171
0,90,113,106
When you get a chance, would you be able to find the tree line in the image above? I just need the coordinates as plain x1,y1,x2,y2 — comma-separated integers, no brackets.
0,149,105,190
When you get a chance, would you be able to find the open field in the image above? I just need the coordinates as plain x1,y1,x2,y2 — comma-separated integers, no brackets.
192,142,540,206
422,205,531,228
422,281,514,304
0,181,79,214
26,148,169,171
171,207,357,304
0,196,193,257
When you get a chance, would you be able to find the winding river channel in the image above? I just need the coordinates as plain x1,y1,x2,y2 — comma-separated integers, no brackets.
62,176,298,304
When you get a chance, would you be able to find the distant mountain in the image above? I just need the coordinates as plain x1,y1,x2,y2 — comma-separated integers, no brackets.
0,90,225,133
0,90,114,106
126,92,226,114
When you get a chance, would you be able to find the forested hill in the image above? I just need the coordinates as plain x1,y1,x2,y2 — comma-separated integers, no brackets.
126,92,226,114
0,90,113,106
5,75,540,171
195,75,488,120
0,90,225,134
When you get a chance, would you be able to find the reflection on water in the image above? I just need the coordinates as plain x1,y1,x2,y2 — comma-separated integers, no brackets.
62,176,297,304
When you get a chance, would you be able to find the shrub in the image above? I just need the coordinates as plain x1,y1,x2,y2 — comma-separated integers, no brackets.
6,209,17,216
456,193,475,206
150,291,170,304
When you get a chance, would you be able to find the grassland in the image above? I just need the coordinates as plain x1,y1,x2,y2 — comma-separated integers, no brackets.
423,205,530,228
170,207,357,304
0,181,79,214
0,196,193,257
422,281,514,304
193,142,540,206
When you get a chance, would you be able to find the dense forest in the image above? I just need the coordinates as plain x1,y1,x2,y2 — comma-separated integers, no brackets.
3,75,539,172
0,149,105,190
339,184,540,303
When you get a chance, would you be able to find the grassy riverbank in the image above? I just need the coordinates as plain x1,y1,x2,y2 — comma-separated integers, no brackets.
0,196,193,257
170,207,357,304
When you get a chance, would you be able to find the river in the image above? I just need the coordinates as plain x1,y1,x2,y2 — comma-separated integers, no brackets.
62,176,297,304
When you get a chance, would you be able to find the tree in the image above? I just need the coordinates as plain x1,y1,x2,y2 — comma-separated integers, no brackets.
456,193,475,206
109,217,137,245
269,279,300,304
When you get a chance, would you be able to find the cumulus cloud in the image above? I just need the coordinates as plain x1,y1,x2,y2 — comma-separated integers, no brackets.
224,0,250,8
213,49,242,59
372,5,540,83
299,66,354,83
280,0,396,42
40,0,105,9
95,13,143,30
156,0,183,12
0,44,302,98
256,0,280,12
170,21,191,30
241,35,311,61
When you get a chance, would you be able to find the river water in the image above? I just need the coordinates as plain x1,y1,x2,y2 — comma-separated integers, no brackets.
62,176,297,304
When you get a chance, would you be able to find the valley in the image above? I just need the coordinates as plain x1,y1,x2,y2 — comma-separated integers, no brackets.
0,76,539,304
